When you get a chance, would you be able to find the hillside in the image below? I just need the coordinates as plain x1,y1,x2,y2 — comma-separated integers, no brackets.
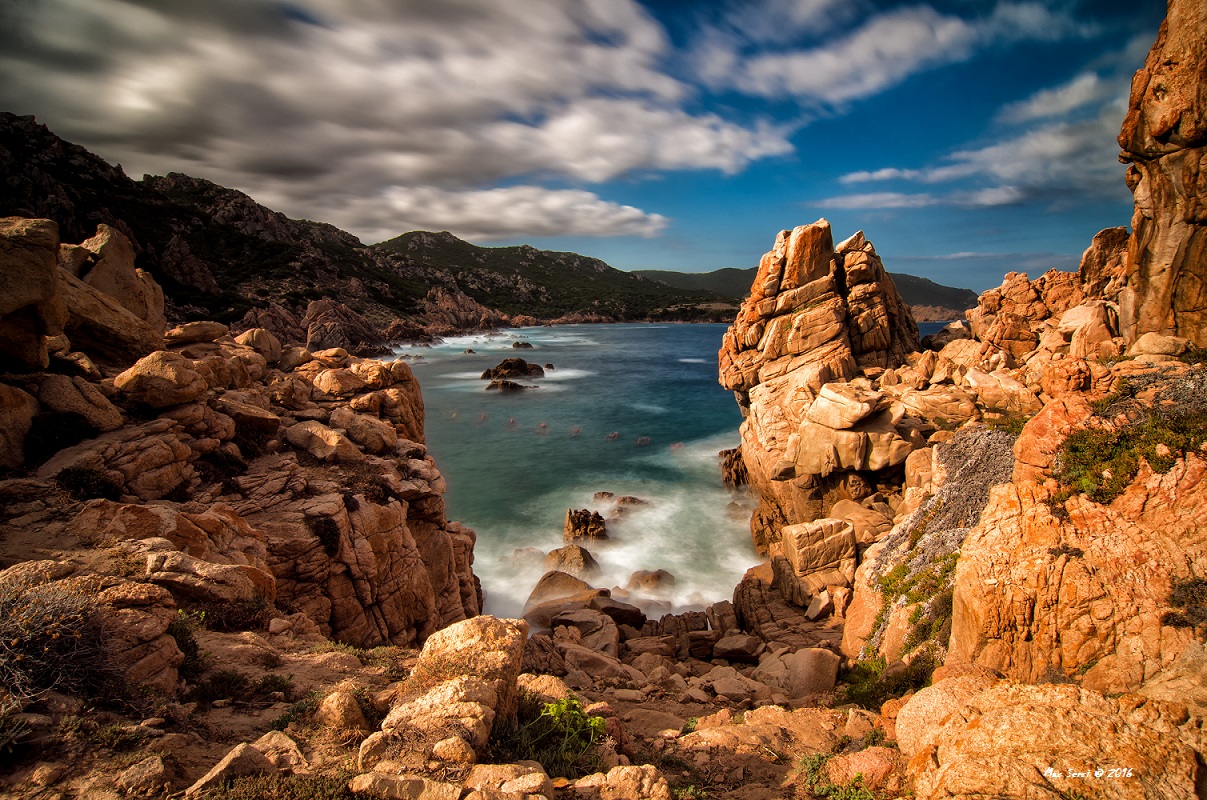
635,265,979,314
0,112,732,332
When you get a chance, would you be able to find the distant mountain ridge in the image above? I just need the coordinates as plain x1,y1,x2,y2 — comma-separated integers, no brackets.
0,112,733,334
634,267,978,315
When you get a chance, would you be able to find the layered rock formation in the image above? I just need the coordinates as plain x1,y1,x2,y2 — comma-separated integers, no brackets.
1117,0,1207,345
0,218,480,670
719,221,920,556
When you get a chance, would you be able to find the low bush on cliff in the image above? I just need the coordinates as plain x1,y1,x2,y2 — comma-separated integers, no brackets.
53,465,123,502
0,576,118,706
197,773,358,800
794,753,876,800
490,693,610,779
1162,577,1207,628
1056,408,1207,504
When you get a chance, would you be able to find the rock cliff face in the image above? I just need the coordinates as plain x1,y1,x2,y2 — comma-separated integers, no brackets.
713,9,1207,789
0,217,481,686
719,221,920,556
1117,0,1207,345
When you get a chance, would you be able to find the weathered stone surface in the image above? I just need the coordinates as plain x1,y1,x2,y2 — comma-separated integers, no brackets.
719,220,919,554
0,383,38,469
411,616,528,723
284,420,364,462
895,675,999,759
564,508,607,542
145,549,276,605
185,743,276,796
0,217,63,370
348,773,462,800
551,608,619,658
165,320,229,346
544,544,601,580
780,518,857,595
329,407,397,454
60,269,164,365
115,756,168,795
252,730,309,774
36,374,123,432
907,683,1203,800
315,690,370,735
464,762,554,799
78,224,166,334
234,327,283,364
114,351,209,408
806,383,884,429
481,358,544,380
93,580,184,694
302,298,389,356
950,464,1207,693
571,765,671,800
1116,0,1207,346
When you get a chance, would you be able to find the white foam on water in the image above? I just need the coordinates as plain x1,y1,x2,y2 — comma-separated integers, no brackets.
473,430,757,620
678,358,707,364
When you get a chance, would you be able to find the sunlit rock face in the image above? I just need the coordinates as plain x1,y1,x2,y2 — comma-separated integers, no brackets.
718,219,920,555
1117,0,1207,346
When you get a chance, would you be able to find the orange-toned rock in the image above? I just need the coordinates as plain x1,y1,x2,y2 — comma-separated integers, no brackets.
907,683,1203,800
1117,0,1207,345
950,461,1207,693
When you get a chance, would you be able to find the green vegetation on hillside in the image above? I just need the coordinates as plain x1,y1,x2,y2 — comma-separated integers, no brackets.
633,265,978,310
374,231,734,319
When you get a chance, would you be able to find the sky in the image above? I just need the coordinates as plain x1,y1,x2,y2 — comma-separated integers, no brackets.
0,0,1166,292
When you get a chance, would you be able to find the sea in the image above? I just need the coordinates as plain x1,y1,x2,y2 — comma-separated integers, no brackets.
394,320,951,619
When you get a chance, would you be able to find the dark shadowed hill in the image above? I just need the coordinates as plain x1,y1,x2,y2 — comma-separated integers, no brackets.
0,112,733,330
634,266,978,314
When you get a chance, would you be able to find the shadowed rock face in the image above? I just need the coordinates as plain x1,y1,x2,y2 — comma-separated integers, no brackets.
1117,0,1207,345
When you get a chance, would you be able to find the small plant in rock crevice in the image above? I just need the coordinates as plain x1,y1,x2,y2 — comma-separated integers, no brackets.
489,693,609,779
794,753,877,800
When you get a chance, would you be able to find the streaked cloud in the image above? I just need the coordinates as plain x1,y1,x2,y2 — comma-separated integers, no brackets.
693,2,1094,106
0,0,790,242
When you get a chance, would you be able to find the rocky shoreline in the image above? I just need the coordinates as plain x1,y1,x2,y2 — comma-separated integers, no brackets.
1,3,1205,799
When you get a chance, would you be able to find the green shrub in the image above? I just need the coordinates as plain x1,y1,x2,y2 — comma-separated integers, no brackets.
167,610,207,681
490,694,609,779
191,669,251,704
53,465,123,501
1056,409,1207,504
840,650,937,710
795,753,877,800
270,691,322,731
1162,577,1207,628
193,597,271,632
192,773,358,799
0,576,118,704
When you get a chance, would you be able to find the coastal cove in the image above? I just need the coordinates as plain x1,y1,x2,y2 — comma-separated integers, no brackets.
400,320,953,619
398,323,756,618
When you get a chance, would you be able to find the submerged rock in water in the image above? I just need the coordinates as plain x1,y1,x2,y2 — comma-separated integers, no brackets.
481,357,544,380
564,508,608,542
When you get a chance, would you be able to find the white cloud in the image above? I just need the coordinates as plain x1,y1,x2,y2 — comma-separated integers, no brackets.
818,192,940,209
694,2,1093,105
0,0,792,242
997,72,1109,123
319,186,669,243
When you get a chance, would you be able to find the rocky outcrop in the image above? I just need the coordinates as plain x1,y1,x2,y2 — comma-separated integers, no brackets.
0,217,64,371
1117,0,1207,346
2,217,480,650
301,299,390,356
416,287,512,335
717,221,924,554
481,358,544,380
904,680,1204,799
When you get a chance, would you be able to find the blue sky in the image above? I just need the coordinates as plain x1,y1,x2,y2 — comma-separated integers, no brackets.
0,0,1165,292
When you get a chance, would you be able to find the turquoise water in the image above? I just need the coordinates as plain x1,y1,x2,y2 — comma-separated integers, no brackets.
395,324,758,618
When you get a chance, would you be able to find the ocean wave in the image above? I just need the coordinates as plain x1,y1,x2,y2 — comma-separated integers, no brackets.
678,358,707,364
